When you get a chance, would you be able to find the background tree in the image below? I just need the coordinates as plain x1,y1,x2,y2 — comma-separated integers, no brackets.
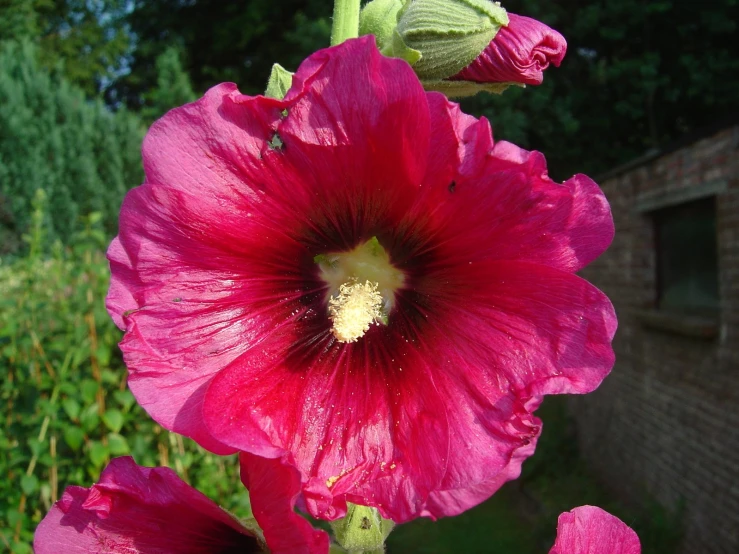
0,41,143,255
0,0,132,97
140,46,197,124
465,0,739,180
109,0,331,107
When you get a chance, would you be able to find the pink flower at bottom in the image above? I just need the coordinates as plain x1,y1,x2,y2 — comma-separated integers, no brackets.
451,13,567,85
34,456,328,554
107,36,615,523
551,506,641,554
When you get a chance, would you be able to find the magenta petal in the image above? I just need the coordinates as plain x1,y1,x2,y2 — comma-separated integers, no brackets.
551,506,641,554
203,334,452,522
203,310,545,522
34,457,260,553
452,13,567,85
142,82,284,200
109,179,311,454
422,427,539,517
280,35,431,190
419,129,614,273
240,454,329,554
425,260,616,398
107,236,140,330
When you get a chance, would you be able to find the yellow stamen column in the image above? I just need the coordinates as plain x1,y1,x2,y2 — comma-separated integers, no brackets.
316,237,404,344
328,279,384,343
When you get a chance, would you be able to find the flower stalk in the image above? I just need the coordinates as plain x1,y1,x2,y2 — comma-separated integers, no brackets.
331,0,362,46
330,504,395,553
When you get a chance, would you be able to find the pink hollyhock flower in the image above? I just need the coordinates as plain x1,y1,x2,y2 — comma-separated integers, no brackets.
34,456,327,554
551,506,641,554
107,36,615,522
451,13,567,86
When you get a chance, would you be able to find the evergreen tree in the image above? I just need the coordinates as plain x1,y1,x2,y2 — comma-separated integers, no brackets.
0,0,41,42
141,46,197,123
0,41,144,255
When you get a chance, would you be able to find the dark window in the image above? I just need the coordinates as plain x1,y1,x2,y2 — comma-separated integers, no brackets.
654,197,719,315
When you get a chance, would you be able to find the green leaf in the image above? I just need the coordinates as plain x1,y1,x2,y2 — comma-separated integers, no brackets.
12,540,32,554
88,440,109,468
20,474,38,496
63,426,85,451
107,433,130,455
102,409,124,433
112,389,135,411
100,368,118,384
264,63,293,99
71,344,91,370
6,509,23,528
79,403,100,433
80,379,99,404
58,382,78,396
62,398,81,421
27,438,43,458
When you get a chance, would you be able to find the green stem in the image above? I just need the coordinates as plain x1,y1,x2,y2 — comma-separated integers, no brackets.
331,0,361,46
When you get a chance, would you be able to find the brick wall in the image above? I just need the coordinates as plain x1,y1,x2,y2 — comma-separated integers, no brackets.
571,125,739,554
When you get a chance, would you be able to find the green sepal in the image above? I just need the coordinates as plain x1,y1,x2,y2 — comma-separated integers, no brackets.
393,0,508,80
329,503,395,553
391,28,422,64
240,516,269,552
421,79,524,98
265,63,293,100
359,0,404,53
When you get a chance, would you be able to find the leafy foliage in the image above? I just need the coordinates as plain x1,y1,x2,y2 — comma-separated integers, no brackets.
110,0,331,106
0,193,250,552
0,41,143,256
0,0,132,97
464,0,739,179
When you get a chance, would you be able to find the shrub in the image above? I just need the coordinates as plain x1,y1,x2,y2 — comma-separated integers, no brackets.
0,192,249,552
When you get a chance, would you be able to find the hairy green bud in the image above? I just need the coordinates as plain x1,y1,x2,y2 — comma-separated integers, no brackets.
392,0,508,80
359,0,404,55
265,63,294,100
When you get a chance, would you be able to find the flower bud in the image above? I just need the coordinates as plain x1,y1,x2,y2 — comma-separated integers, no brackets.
359,0,404,55
450,13,567,86
390,0,509,79
265,63,294,99
360,0,566,97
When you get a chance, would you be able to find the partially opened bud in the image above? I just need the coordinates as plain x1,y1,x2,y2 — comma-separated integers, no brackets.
451,13,567,86
360,0,566,97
